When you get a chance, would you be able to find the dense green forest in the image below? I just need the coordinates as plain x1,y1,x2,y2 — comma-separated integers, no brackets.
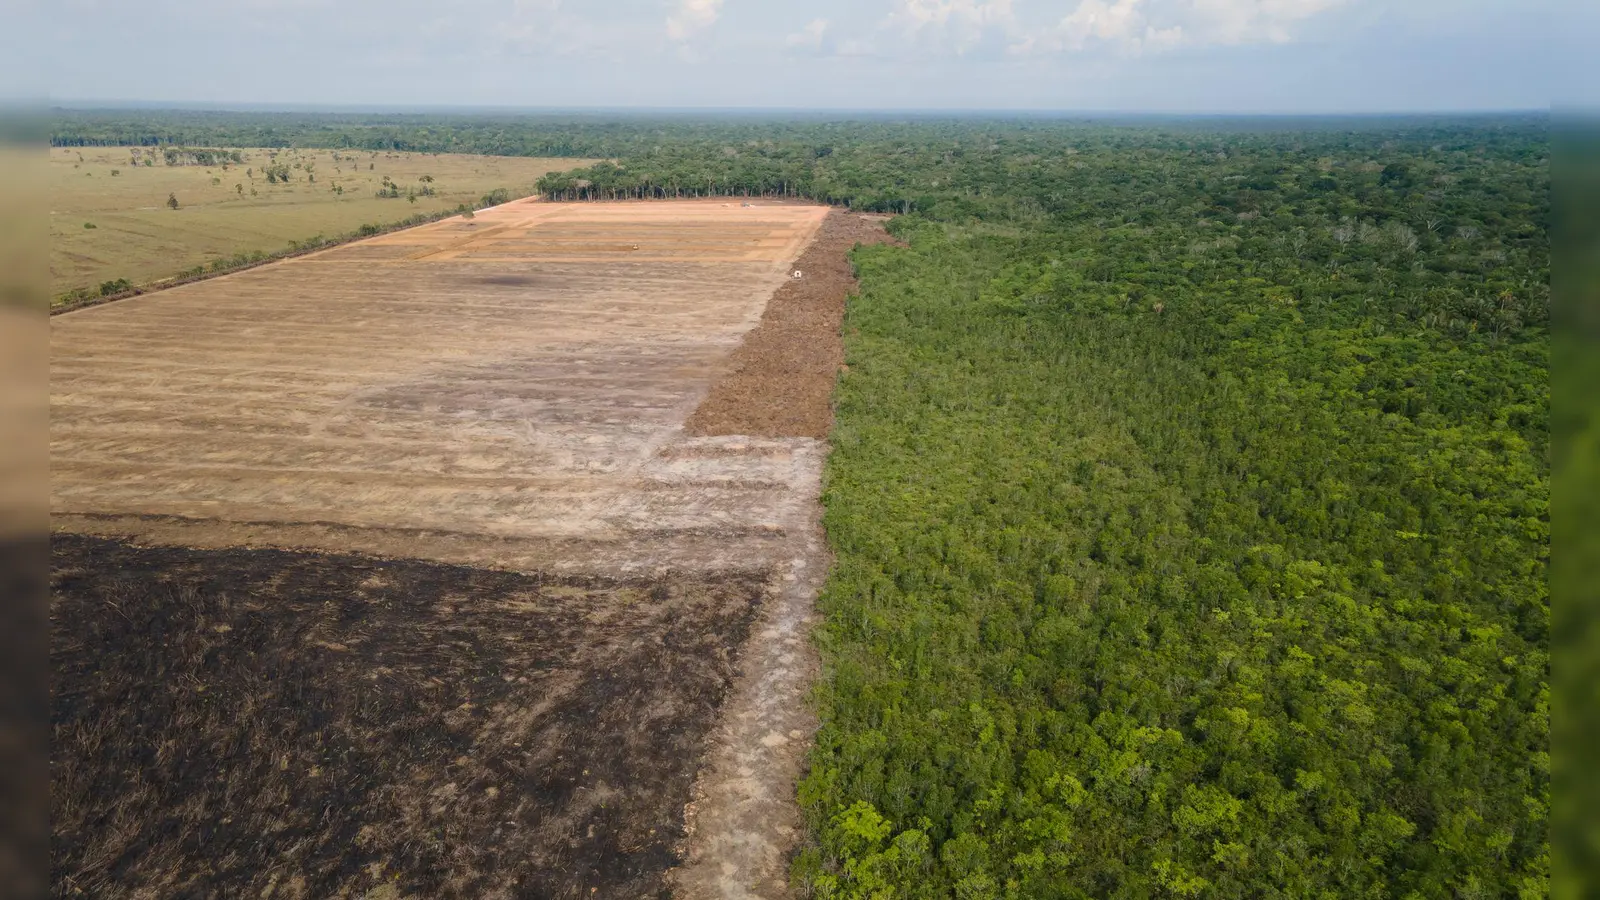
798,123,1547,900
796,125,1549,899
51,111,1550,896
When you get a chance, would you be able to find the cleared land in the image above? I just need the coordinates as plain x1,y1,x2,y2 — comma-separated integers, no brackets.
52,199,887,898
52,199,830,574
52,535,760,899
50,146,595,295
687,213,899,439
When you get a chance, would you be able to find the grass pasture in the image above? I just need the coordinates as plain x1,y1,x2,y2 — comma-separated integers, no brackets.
50,146,595,295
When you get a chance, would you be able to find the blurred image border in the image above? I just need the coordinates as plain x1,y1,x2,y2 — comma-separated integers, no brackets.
0,101,50,900
1552,106,1599,899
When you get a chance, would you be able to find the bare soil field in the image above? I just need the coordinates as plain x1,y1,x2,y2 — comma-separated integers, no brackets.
51,199,892,898
52,199,830,575
687,213,902,439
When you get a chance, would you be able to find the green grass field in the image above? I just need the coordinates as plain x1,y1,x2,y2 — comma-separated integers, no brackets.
50,146,595,295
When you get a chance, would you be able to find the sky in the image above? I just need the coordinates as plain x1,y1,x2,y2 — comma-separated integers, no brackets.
8,0,1595,112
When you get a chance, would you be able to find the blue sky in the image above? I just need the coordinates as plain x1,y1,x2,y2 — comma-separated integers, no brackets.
12,0,1593,111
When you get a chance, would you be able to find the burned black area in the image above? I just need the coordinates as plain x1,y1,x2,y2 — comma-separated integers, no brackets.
2,536,50,900
51,535,763,899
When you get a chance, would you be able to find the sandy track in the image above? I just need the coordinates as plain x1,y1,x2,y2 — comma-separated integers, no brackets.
670,212,898,899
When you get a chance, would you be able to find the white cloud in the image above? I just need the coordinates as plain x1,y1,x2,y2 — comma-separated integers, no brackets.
783,0,1338,64
891,0,1015,30
1187,0,1347,44
1010,0,1178,56
1057,0,1146,47
667,0,724,41
1012,0,1348,56
29,0,1563,111
887,0,1018,54
497,0,646,57
786,17,829,49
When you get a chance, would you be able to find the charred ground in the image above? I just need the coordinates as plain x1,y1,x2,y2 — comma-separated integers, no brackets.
51,535,763,899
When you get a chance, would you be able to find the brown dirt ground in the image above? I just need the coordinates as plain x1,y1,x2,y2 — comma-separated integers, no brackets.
685,211,900,440
51,199,831,577
51,534,763,900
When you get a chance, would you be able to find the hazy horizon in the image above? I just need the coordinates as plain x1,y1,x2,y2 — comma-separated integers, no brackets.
44,101,1556,117
11,0,1594,114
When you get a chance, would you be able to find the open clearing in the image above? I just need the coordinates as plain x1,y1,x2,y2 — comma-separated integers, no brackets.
50,147,595,295
52,535,761,899
52,198,831,575
52,199,889,898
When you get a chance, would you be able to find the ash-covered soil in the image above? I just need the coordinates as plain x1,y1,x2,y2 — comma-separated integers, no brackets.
685,212,899,439
50,535,763,899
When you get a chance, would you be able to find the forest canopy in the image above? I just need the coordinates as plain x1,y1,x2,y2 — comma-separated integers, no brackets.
789,117,1548,899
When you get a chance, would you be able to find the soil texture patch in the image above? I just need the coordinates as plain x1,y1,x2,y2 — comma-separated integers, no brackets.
685,212,899,440
51,199,830,577
51,535,762,899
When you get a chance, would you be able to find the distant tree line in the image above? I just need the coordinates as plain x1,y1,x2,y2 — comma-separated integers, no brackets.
161,147,245,167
